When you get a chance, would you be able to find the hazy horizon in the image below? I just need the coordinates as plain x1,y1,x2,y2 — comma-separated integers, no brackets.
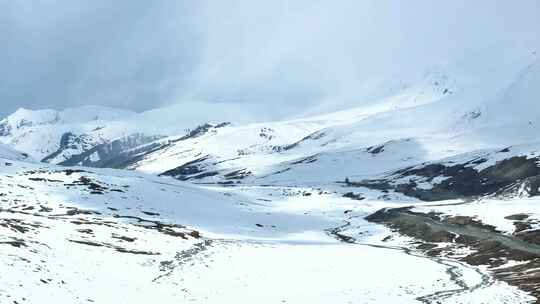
1,0,539,118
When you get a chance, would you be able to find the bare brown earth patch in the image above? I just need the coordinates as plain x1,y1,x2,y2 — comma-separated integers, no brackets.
366,207,540,299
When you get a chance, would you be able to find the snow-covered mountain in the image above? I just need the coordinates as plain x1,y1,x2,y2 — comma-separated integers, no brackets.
2,53,540,303
0,102,271,166
0,106,139,161
69,58,538,190
3,51,538,175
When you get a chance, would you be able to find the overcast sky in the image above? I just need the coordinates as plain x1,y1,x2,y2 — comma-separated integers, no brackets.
1,0,539,118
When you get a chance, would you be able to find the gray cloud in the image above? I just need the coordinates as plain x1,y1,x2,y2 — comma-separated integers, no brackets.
1,0,539,118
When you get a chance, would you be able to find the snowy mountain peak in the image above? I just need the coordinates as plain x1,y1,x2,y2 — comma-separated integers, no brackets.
1,105,136,128
0,106,142,161
0,108,60,135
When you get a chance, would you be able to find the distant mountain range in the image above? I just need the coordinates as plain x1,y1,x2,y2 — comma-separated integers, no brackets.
2,56,540,303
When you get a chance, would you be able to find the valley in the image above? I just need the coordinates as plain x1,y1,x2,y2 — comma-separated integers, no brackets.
1,58,540,303
0,160,535,303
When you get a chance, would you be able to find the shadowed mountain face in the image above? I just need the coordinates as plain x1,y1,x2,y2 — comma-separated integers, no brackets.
43,132,164,168
351,151,540,201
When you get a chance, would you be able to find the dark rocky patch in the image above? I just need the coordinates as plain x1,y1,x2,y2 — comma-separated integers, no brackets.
64,176,109,194
159,156,210,180
416,243,438,251
0,218,44,233
61,169,87,176
273,131,327,152
44,133,164,168
112,214,200,239
223,169,251,180
494,259,540,297
69,239,160,255
505,213,530,221
28,177,64,183
290,155,318,165
515,230,540,246
366,144,385,154
111,234,136,242
366,207,540,299
154,240,213,282
188,230,201,239
160,155,252,182
513,221,533,233
342,192,365,200
352,155,540,201
68,240,103,247
39,205,53,213
141,211,160,216
177,123,230,141
114,247,160,255
0,239,26,248
77,229,94,235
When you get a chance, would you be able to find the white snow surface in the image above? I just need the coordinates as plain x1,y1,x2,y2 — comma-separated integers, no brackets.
0,142,31,161
0,159,534,303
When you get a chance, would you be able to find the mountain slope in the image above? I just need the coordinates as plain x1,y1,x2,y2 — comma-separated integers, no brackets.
0,106,138,161
116,59,540,188
0,142,30,161
0,101,294,167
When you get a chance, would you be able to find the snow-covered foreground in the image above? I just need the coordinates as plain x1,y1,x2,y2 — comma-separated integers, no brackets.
0,160,534,304
163,239,535,304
